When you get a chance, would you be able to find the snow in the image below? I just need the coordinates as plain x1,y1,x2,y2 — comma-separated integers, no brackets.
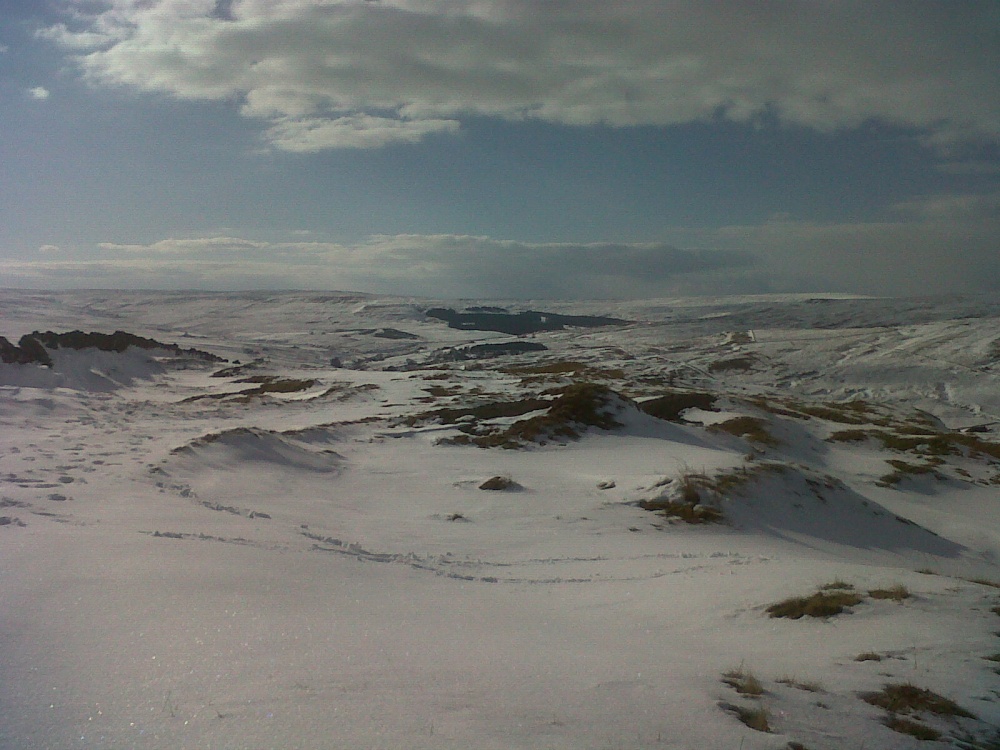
2,289,1000,749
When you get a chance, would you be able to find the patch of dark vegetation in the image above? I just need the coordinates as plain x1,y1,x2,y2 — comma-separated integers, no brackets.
211,362,261,378
860,682,975,719
485,383,623,446
182,377,318,402
775,677,824,693
0,516,26,527
370,328,420,340
2,330,223,367
502,360,626,382
878,459,945,487
439,383,626,448
708,355,757,373
733,704,771,733
722,666,765,696
479,475,519,491
426,308,629,334
638,390,717,421
638,472,723,524
405,396,552,428
869,584,912,601
767,586,864,619
855,651,883,662
433,341,548,362
708,416,780,446
883,715,941,741
638,463,790,525
828,428,1000,462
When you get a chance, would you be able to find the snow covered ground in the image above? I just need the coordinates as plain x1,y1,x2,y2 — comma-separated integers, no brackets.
2,290,999,749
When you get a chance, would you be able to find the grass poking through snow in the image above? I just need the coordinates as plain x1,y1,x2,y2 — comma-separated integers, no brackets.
767,585,863,619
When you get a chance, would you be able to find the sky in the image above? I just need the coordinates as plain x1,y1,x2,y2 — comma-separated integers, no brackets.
1,0,998,299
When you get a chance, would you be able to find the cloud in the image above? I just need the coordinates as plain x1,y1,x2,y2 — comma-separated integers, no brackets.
44,1,1000,151
28,86,50,100
38,245,61,253
891,192,1000,220
0,234,756,297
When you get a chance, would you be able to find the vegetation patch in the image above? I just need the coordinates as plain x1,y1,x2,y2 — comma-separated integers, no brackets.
708,416,779,446
637,463,790,525
440,383,627,448
733,705,771,733
722,666,765,696
767,587,863,619
708,355,756,373
855,652,883,662
828,428,1000,461
502,360,626,382
404,396,551,428
637,389,717,422
883,715,941,741
818,579,855,591
860,682,975,719
869,584,911,601
878,459,945,487
479,475,519,491
775,677,824,693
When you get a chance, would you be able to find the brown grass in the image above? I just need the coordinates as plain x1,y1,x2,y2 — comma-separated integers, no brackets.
638,390,716,422
708,416,780,446
869,584,912,601
818,579,855,591
708,355,756,373
775,677,824,693
860,682,975,719
456,383,625,448
855,651,883,662
883,716,941,741
734,705,771,732
767,589,863,619
722,666,765,696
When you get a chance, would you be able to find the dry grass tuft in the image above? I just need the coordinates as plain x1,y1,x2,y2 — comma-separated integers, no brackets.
708,416,780,446
818,579,855,591
869,584,912,601
883,715,941,741
734,704,771,733
860,682,975,719
479,475,518,491
722,666,765,696
776,676,824,693
855,651,883,662
767,589,863,619
708,355,756,373
638,472,723,524
638,390,716,422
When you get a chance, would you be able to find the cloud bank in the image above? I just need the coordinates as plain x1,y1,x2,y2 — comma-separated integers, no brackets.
43,1,1000,151
4,211,998,297
1,235,755,298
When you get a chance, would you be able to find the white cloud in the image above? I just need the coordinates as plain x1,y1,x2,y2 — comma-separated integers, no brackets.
44,1,1000,151
891,191,1000,220
1,234,756,297
5,216,1000,297
38,245,61,253
28,86,50,100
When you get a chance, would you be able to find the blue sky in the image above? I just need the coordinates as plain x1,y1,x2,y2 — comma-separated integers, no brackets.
1,1,998,298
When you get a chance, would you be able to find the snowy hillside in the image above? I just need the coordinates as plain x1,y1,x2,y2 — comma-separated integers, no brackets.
2,290,999,749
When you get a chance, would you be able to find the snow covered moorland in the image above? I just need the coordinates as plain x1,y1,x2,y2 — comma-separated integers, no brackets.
2,289,1000,749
